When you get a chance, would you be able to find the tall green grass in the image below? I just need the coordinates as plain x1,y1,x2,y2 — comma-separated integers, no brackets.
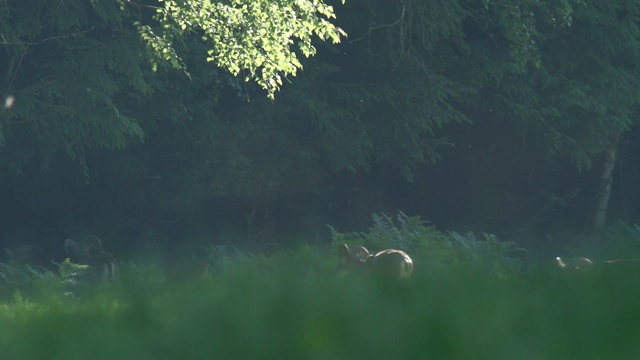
1,254,640,359
2,215,640,359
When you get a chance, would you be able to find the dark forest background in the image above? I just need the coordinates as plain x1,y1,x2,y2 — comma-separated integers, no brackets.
1,0,640,264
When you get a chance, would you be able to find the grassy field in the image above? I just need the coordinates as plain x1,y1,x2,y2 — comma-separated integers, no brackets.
3,216,640,359
1,253,640,360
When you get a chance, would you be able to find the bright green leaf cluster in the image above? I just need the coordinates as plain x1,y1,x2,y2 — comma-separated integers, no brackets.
136,0,346,99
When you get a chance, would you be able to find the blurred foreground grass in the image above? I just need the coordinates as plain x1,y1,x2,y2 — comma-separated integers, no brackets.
4,215,640,359
1,258,640,360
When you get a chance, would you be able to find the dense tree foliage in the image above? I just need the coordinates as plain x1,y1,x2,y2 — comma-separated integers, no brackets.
1,0,639,257
133,0,345,98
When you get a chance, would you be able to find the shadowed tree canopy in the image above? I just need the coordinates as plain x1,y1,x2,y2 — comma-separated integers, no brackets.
2,0,640,250
0,0,345,168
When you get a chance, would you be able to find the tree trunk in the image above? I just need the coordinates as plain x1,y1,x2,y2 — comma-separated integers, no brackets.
592,134,620,229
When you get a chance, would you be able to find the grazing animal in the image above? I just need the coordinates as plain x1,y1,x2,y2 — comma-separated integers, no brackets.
556,256,640,272
555,257,594,271
337,243,413,280
65,235,118,283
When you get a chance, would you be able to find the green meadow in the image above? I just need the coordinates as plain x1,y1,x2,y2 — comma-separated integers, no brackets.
2,216,640,359
2,260,640,359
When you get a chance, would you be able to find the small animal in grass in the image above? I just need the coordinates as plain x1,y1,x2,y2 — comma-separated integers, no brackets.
337,243,413,280
64,235,119,283
556,256,640,272
555,256,594,271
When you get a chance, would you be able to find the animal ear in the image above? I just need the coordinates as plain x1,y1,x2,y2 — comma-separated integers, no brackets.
84,235,104,254
351,246,370,261
64,238,80,257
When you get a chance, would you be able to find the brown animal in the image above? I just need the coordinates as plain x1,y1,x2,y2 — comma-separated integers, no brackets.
337,244,413,280
65,235,118,283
